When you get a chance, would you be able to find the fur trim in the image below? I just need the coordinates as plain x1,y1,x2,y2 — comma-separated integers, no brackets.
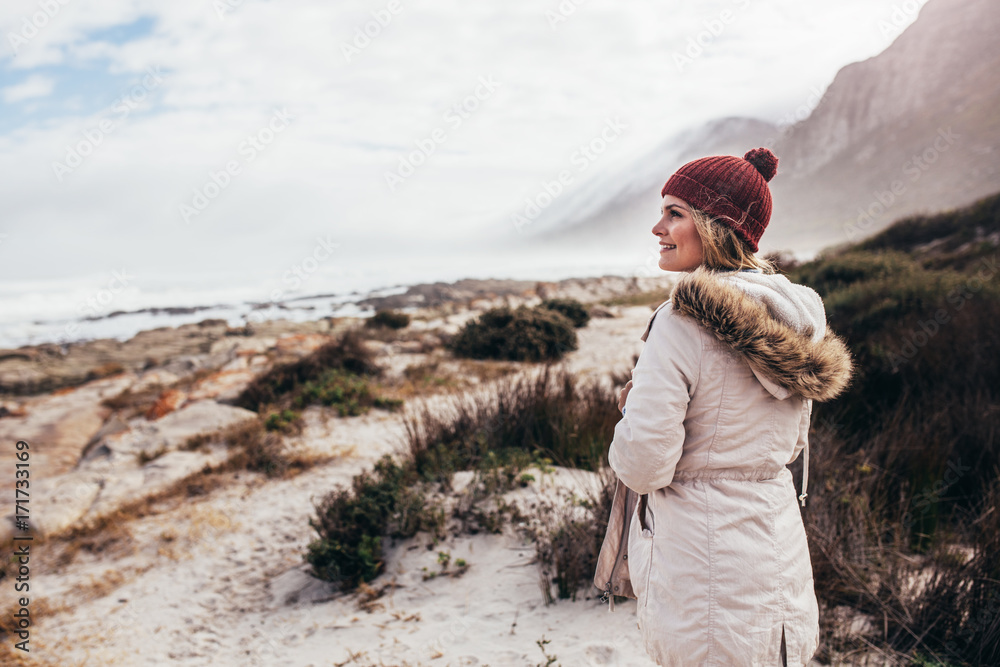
670,270,854,402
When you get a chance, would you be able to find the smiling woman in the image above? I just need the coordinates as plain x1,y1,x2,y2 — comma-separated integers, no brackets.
596,147,854,667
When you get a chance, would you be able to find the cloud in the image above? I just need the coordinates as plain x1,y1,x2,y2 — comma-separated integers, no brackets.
0,0,923,329
2,73,55,103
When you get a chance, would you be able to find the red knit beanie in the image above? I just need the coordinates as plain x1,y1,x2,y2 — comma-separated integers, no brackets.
660,148,778,253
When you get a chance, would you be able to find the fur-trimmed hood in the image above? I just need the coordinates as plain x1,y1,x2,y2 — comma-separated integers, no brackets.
665,266,853,402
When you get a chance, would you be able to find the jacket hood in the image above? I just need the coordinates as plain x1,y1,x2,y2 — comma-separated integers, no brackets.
667,267,853,402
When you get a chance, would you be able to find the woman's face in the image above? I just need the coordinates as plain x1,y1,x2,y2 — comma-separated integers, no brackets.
654,195,704,272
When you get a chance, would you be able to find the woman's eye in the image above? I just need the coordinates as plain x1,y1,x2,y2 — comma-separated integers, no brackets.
670,210,680,218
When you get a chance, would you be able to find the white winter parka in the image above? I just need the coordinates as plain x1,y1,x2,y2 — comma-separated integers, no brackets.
595,266,853,666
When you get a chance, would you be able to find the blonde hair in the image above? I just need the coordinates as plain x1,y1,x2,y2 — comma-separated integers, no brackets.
691,208,777,274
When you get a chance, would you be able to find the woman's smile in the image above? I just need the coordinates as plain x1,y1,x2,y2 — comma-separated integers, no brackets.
653,194,703,271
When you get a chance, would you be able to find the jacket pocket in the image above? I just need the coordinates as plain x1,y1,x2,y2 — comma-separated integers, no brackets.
628,501,655,624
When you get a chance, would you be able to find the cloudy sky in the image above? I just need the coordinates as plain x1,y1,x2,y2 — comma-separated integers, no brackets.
0,0,919,345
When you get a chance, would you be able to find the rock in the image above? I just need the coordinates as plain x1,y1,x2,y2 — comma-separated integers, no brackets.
131,368,181,392
80,400,257,469
85,448,228,518
0,401,251,542
145,388,189,420
186,368,259,404
0,373,134,489
10,470,104,539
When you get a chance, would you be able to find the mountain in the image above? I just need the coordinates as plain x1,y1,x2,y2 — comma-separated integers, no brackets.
510,0,1000,259
770,0,1000,254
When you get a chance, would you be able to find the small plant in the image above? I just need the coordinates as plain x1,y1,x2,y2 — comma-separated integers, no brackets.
264,409,302,433
535,635,559,667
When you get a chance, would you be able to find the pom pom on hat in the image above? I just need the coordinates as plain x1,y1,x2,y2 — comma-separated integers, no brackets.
743,147,778,182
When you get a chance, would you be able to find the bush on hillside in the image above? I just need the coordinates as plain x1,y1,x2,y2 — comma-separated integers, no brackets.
305,364,628,592
538,298,591,328
785,202,1000,663
233,328,400,416
446,305,578,362
366,309,410,330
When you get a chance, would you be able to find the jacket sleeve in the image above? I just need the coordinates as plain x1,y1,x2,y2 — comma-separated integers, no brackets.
608,305,702,495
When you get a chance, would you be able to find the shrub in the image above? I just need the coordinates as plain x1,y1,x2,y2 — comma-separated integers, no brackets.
366,309,411,330
305,455,445,588
532,468,615,603
305,363,628,594
446,305,578,362
538,298,590,328
306,456,410,586
404,363,624,479
293,367,376,416
223,418,290,478
234,328,400,418
264,409,302,434
234,328,381,413
784,194,1000,662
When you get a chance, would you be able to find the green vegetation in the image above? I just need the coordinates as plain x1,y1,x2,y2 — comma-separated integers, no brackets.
446,304,579,362
786,190,1000,665
234,328,402,417
264,409,302,434
304,364,626,595
537,298,591,328
366,309,411,330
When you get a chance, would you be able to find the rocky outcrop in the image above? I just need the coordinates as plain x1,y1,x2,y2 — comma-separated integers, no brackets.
0,399,257,543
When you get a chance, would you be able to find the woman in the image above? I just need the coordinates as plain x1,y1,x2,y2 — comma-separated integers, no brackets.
593,148,854,666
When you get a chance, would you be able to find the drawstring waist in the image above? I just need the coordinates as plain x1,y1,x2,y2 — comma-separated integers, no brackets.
671,462,810,505
672,467,786,482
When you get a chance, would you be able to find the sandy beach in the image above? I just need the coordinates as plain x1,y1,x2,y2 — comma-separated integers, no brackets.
0,273,685,666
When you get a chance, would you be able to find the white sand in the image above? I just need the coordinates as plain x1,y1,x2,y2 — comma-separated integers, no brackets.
10,306,665,666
